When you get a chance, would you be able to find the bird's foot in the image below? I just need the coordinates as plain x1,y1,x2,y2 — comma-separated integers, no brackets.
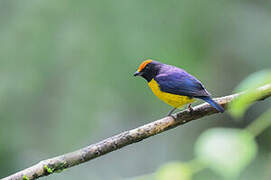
188,104,194,114
168,108,177,116
168,114,177,120
168,108,177,120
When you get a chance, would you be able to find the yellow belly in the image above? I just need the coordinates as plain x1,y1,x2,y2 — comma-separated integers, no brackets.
148,79,195,108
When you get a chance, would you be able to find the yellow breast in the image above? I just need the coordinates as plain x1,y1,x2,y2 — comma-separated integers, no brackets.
148,79,195,108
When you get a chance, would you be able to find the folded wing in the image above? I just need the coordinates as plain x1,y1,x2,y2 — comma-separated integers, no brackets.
155,71,210,98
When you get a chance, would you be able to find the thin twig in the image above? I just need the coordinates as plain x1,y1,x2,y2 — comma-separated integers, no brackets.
2,84,271,180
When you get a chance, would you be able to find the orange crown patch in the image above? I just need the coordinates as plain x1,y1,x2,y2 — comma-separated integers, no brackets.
138,60,152,72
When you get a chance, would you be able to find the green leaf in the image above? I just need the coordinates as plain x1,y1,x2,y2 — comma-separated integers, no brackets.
44,165,53,174
229,70,271,118
246,108,271,137
23,175,30,180
195,128,257,179
234,70,271,91
156,162,192,180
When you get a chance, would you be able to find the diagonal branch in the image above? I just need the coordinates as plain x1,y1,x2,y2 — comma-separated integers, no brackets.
2,84,271,180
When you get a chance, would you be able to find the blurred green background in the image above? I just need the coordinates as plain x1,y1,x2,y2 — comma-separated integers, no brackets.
0,0,271,179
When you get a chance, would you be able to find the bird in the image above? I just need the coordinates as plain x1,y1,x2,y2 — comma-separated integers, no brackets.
133,59,224,116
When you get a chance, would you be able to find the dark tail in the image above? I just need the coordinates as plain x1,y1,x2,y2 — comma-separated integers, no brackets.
198,96,224,113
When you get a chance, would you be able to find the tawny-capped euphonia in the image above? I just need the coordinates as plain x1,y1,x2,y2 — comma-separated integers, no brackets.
134,59,224,116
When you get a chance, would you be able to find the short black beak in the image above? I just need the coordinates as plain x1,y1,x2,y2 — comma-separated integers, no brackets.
133,70,142,76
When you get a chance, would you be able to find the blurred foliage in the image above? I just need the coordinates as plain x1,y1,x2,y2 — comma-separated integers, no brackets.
246,109,271,137
156,162,192,180
233,70,271,92
0,0,271,180
195,128,257,179
229,70,271,118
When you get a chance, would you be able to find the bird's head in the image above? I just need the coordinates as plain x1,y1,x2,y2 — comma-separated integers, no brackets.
134,59,161,82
